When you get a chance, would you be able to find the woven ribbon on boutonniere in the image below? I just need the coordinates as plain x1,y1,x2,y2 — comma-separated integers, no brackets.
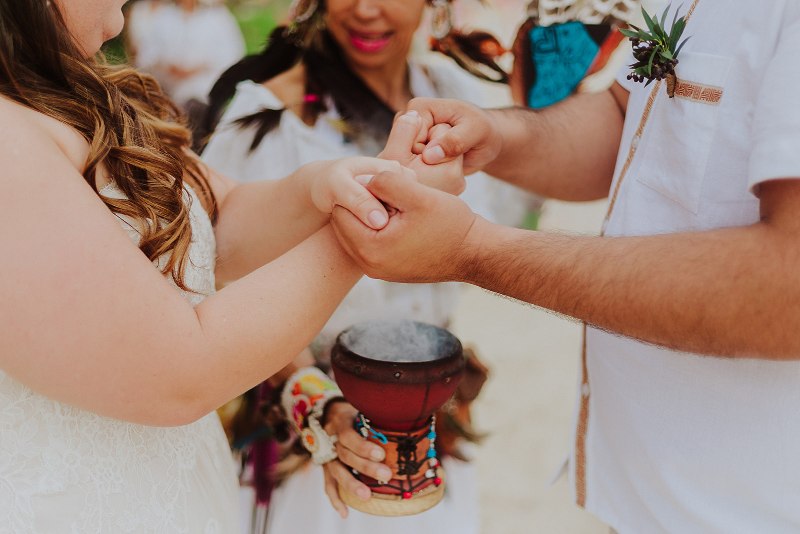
621,3,692,98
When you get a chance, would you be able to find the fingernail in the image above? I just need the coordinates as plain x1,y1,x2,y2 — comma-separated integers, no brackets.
425,145,445,163
356,487,372,501
377,467,392,482
368,210,388,228
399,110,420,122
355,174,373,185
370,448,385,461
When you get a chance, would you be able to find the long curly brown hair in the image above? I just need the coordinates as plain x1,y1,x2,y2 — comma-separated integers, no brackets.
0,0,216,290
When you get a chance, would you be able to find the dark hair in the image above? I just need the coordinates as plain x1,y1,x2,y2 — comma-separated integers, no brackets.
202,17,508,153
202,26,397,152
431,30,508,84
0,0,216,290
0,0,71,88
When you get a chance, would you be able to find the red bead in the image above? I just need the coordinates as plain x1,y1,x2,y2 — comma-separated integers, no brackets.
433,477,442,486
402,492,413,499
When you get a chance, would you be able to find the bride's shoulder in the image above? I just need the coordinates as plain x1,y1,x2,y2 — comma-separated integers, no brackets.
0,95,57,160
0,94,39,136
0,94,88,174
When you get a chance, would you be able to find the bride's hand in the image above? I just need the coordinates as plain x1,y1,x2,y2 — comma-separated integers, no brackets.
307,157,416,230
322,402,392,518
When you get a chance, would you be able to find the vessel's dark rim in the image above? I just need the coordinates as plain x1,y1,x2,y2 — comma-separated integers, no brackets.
332,323,464,385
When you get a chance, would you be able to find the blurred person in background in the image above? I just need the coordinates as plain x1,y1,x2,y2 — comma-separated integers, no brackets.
125,0,245,147
508,0,640,108
201,0,512,532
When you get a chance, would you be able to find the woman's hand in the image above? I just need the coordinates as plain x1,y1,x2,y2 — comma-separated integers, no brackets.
321,402,392,518
405,97,503,175
306,158,416,230
380,111,465,195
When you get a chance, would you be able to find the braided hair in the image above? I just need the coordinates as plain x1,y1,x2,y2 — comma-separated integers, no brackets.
202,4,507,153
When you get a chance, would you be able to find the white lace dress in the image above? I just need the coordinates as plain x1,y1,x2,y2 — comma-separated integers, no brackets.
0,184,240,533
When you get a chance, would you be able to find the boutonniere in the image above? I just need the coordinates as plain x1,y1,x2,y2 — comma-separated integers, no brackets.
621,4,691,98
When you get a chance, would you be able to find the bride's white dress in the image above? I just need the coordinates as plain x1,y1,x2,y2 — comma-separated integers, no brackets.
0,184,239,533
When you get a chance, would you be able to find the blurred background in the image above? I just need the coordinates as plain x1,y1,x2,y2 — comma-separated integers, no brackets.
107,1,628,531
107,0,531,61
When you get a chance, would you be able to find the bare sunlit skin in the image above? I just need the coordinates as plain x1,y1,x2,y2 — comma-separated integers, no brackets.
53,0,129,57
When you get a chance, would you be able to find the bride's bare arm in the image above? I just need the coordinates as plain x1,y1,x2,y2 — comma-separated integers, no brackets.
206,158,409,283
205,110,440,284
0,105,366,427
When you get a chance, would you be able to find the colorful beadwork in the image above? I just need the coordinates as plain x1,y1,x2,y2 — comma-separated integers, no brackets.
353,413,441,500
355,414,389,445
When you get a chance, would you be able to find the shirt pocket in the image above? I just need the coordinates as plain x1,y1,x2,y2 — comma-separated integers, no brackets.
633,52,732,214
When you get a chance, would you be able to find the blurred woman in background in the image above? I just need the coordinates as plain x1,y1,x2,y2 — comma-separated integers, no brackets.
126,0,245,147
201,1,513,532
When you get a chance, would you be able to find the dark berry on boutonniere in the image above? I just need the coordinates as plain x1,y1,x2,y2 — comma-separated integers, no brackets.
621,4,691,97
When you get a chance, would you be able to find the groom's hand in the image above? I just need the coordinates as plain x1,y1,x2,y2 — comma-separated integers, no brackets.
379,111,465,195
331,171,481,284
405,97,503,175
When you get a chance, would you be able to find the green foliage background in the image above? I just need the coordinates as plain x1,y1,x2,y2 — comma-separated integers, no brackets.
102,1,288,64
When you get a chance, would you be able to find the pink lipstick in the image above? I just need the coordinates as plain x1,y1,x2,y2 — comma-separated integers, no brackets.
349,31,392,53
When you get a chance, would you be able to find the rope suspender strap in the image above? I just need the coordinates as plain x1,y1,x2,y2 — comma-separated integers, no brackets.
574,0,701,508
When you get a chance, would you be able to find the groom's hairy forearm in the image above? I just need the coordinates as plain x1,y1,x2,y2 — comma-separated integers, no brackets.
461,219,800,360
483,89,625,202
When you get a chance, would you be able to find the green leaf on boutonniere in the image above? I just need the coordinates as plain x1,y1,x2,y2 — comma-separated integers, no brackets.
624,3,691,97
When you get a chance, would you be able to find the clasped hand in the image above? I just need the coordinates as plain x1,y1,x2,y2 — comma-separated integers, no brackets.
317,107,489,514
328,105,489,284
308,108,467,230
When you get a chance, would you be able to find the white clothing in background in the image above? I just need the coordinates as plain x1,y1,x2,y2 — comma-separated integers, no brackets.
0,185,239,533
204,57,523,351
266,455,479,534
128,1,245,106
125,0,162,63
202,56,503,534
575,2,800,532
